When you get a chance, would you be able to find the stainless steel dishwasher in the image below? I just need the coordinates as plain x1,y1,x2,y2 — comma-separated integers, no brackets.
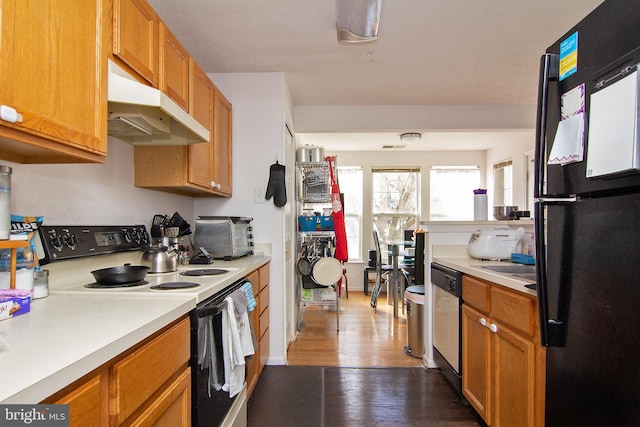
431,262,463,395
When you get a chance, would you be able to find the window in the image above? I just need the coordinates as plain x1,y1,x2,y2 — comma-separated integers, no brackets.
372,168,420,245
430,166,481,220
337,166,363,261
493,159,513,206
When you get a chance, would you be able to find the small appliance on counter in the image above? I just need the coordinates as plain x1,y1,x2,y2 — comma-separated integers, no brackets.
194,216,254,260
468,227,525,260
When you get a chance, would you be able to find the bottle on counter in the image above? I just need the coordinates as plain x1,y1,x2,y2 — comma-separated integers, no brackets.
0,165,11,240
473,188,488,221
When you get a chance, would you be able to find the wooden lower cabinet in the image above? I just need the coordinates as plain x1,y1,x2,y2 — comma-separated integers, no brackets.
461,275,545,427
246,262,270,397
52,371,108,427
43,317,191,427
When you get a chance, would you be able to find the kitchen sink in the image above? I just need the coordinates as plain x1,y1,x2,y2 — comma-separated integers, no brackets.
475,264,537,283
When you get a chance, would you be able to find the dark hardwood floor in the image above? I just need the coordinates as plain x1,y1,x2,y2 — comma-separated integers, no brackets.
248,291,480,426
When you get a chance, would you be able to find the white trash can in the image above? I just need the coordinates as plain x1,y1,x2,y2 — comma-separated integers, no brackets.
404,285,425,358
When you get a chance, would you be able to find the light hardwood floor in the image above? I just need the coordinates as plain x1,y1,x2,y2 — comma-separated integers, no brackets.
287,290,425,368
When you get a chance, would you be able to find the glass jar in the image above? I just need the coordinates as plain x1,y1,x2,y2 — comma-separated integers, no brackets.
0,165,11,240
33,269,49,299
0,246,34,290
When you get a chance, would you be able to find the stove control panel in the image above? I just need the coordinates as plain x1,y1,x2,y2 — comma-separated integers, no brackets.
38,225,150,263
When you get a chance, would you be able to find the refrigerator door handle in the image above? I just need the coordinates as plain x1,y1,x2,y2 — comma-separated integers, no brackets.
534,53,559,199
535,199,573,347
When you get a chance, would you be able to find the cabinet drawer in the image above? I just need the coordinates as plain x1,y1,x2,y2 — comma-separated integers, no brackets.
491,286,536,337
259,306,269,340
259,285,269,315
462,275,490,313
247,270,260,296
259,263,270,291
110,317,190,424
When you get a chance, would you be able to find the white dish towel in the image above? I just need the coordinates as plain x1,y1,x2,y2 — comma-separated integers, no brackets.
221,297,248,397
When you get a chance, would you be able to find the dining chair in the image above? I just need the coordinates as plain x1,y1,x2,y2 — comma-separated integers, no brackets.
370,230,396,311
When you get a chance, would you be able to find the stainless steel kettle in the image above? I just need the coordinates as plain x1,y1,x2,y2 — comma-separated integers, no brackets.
140,245,178,273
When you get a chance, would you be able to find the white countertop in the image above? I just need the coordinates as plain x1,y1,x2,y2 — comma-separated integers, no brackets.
0,254,270,403
432,256,537,298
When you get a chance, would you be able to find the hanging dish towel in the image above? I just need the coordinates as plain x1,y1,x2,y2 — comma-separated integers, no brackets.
230,289,256,357
241,281,257,312
198,315,223,396
221,297,246,398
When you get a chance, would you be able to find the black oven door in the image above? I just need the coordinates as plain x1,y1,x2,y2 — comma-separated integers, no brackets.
190,279,248,427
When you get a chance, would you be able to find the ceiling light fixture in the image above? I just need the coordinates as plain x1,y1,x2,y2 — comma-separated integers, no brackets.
400,132,422,142
336,0,382,44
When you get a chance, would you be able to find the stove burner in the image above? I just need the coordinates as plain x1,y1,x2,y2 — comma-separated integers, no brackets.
150,282,201,290
181,269,230,276
85,280,149,289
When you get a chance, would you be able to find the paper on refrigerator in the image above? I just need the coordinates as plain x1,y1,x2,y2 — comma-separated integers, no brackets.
548,84,586,165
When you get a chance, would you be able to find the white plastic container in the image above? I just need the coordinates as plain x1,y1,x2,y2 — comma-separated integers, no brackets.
473,189,488,221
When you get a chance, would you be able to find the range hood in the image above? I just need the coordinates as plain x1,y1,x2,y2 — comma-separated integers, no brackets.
107,59,209,146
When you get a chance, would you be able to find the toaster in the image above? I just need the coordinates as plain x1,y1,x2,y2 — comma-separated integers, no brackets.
194,216,254,260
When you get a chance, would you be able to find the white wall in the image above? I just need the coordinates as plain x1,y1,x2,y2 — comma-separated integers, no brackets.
486,136,536,211
6,137,194,225
196,72,293,365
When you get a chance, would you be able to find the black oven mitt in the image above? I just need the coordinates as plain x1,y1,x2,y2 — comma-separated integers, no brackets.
265,161,287,207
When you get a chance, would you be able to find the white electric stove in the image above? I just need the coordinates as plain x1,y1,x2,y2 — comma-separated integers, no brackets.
39,225,247,303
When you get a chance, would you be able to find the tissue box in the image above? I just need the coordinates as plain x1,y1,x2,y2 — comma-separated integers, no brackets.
0,289,31,320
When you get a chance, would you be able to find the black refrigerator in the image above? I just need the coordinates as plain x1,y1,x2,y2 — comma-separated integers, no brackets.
535,0,640,426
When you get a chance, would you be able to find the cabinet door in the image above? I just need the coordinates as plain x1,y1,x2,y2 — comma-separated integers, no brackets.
160,22,189,111
461,304,492,423
113,0,159,86
0,0,107,163
111,318,190,425
493,321,536,427
127,367,191,427
212,89,233,196
53,372,107,427
188,60,214,189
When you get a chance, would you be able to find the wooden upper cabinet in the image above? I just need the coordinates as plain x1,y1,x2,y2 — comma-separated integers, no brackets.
212,89,233,196
134,63,233,197
0,0,108,163
188,60,214,189
160,22,190,111
113,0,159,87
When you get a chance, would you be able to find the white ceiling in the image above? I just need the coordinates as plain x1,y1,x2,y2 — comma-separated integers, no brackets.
149,0,604,151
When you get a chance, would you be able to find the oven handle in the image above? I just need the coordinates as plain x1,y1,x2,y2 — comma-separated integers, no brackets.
198,300,227,318
196,277,248,318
